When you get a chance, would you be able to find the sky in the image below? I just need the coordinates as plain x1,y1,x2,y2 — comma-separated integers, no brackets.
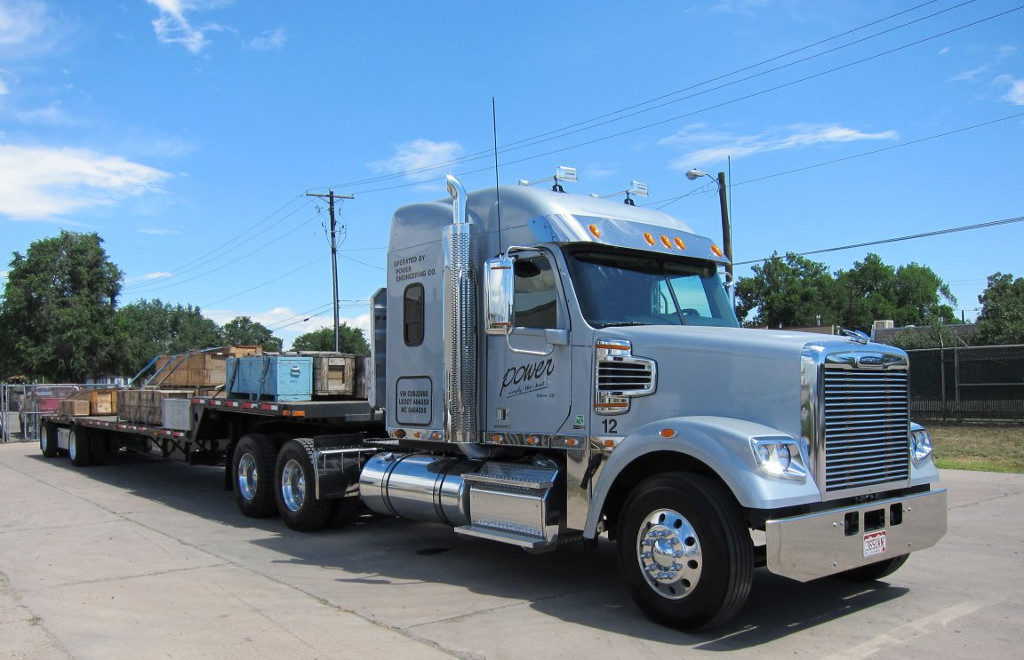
0,0,1021,347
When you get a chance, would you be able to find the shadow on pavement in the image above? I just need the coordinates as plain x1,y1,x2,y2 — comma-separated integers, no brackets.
27,449,909,649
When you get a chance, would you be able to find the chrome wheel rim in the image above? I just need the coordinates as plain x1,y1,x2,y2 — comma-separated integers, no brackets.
636,508,703,600
68,432,78,461
281,459,306,512
237,453,258,501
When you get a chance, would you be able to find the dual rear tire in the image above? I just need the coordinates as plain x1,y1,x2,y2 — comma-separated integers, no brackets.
232,434,350,531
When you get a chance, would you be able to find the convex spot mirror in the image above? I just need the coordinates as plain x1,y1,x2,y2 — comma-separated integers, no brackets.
484,255,514,335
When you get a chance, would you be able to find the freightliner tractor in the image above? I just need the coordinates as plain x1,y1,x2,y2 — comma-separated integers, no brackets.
42,174,947,630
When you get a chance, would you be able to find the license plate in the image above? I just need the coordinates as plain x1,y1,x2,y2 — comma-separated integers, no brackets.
863,530,887,557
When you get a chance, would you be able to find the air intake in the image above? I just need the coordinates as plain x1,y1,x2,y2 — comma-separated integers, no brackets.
594,340,656,415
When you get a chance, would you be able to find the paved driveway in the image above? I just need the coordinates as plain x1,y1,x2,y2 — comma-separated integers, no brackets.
0,441,1021,659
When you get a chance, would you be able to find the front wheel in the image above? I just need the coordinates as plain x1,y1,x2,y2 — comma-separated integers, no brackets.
274,439,336,532
617,472,753,631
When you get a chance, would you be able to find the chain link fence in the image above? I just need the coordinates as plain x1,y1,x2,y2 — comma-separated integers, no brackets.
1,383,116,443
906,344,1024,421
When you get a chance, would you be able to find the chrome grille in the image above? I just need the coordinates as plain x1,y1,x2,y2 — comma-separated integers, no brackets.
597,359,654,393
823,366,909,492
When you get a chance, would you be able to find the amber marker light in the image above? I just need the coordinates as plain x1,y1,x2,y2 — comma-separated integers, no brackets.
674,237,687,249
489,433,503,443
659,428,677,438
588,223,602,238
660,235,672,248
710,243,724,257
643,232,656,246
564,437,579,448
393,429,406,438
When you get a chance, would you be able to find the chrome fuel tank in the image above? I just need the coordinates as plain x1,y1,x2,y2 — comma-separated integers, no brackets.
358,453,480,526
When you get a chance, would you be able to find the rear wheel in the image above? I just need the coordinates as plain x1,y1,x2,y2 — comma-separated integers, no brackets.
68,428,91,467
839,554,909,582
233,434,277,517
275,439,336,532
40,424,59,458
617,472,753,631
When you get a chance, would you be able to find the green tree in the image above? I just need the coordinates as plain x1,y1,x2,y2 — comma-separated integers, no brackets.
115,299,223,375
888,322,975,350
734,252,837,328
290,324,370,355
834,254,956,331
0,231,122,381
220,316,282,352
975,272,1024,345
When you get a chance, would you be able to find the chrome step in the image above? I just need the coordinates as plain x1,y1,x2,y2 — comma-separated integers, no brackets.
454,524,551,550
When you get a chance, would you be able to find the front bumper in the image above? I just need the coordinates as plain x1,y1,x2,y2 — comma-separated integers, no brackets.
765,488,947,582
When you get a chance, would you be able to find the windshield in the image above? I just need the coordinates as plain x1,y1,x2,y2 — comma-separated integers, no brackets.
564,248,739,328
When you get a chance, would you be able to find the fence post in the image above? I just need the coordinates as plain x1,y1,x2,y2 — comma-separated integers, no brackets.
953,346,961,421
939,347,947,421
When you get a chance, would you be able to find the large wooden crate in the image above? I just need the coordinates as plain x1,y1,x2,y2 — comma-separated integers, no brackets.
59,398,91,417
89,389,118,416
118,389,192,426
152,346,262,387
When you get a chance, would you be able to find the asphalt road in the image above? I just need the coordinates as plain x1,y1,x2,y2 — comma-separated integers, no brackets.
0,441,1021,659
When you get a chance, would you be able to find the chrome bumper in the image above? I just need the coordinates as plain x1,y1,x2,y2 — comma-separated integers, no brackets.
765,488,947,582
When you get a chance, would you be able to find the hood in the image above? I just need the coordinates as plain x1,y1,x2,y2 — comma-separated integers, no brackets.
596,325,894,438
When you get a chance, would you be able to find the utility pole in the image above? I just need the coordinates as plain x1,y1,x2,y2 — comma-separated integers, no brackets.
717,171,733,282
306,190,354,352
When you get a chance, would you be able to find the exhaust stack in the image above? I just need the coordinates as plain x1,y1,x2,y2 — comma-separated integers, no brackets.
443,175,478,444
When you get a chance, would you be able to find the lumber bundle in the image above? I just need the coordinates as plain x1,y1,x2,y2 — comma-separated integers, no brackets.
152,346,262,388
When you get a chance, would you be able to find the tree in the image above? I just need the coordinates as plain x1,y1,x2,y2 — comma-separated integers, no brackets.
290,324,370,355
220,316,282,352
889,323,975,350
834,254,956,331
735,252,837,328
115,299,223,375
975,272,1024,344
0,231,122,381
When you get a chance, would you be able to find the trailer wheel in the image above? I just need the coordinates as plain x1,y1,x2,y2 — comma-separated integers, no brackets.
68,428,92,467
233,434,277,518
90,431,111,465
40,424,59,458
274,439,336,532
838,554,909,582
617,472,752,631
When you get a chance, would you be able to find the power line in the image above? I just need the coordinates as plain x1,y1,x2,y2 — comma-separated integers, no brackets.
323,0,954,190
195,261,319,309
349,5,1022,197
650,111,1024,209
735,215,1024,266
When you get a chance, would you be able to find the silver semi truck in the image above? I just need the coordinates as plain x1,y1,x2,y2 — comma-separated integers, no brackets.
43,175,947,630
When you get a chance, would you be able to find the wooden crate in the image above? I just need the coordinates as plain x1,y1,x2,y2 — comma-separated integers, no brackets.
314,355,357,397
152,346,262,387
89,390,118,416
59,398,91,417
118,389,191,425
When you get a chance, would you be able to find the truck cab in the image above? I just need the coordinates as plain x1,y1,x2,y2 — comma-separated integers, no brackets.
373,175,946,629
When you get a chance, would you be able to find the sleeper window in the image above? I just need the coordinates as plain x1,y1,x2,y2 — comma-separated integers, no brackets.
403,283,424,346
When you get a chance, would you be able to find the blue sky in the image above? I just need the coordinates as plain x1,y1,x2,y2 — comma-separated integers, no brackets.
1,0,1021,345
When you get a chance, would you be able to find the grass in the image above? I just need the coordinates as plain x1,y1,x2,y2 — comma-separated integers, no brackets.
924,422,1024,473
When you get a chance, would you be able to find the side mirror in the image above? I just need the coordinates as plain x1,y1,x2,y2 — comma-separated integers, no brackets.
484,255,514,335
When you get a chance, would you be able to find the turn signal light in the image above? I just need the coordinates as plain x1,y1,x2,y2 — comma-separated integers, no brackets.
659,428,677,439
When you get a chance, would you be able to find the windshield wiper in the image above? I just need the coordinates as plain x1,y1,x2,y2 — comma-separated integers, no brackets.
591,321,651,328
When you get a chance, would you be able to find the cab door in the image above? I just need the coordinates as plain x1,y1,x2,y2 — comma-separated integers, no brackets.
485,251,572,438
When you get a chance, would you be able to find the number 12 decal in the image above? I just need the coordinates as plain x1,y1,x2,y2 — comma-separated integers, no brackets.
602,419,618,433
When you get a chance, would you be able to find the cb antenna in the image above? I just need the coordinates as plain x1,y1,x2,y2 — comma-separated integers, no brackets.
491,97,502,240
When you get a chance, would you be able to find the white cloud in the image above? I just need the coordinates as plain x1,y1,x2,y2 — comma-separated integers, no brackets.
13,101,76,125
0,269,8,280
369,138,464,182
0,78,6,94
663,124,898,168
126,271,174,283
248,27,285,51
0,144,170,220
938,47,951,56
0,0,46,46
950,65,989,82
139,227,181,235
203,306,371,347
585,163,617,179
997,45,1017,60
997,76,1024,105
146,0,227,54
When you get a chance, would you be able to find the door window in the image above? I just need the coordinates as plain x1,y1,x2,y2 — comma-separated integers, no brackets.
513,255,558,329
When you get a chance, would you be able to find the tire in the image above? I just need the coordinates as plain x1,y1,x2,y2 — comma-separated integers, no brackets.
617,472,753,631
274,439,336,532
233,433,277,518
68,428,91,467
40,424,59,458
90,431,111,465
838,554,909,582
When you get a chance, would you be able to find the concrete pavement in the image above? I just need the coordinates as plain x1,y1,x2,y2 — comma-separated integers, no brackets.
0,441,1021,659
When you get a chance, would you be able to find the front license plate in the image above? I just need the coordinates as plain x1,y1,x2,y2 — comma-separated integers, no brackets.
863,530,887,557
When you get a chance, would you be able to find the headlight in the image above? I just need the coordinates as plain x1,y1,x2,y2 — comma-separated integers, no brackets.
910,428,933,465
750,438,806,480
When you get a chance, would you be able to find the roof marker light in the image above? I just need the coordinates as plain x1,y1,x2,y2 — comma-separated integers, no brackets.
660,235,672,248
588,223,602,238
674,237,687,249
643,232,656,246
710,243,724,257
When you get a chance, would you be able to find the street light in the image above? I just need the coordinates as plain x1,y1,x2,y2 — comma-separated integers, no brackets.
685,168,733,282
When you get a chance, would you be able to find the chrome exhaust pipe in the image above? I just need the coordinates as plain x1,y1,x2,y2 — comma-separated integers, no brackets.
443,174,478,444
